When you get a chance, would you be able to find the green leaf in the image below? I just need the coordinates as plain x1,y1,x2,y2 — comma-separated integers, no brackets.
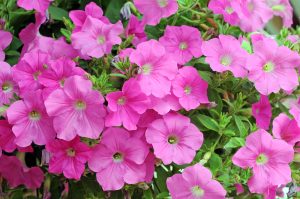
142,189,153,199
105,0,126,22
208,153,222,175
156,192,170,199
224,137,245,150
49,6,69,21
155,167,170,193
196,114,219,132
234,116,248,137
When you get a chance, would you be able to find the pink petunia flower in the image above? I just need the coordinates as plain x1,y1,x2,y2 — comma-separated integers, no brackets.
290,98,300,127
45,76,106,141
46,137,91,180
125,15,147,46
39,57,86,98
202,35,248,78
0,30,12,61
208,0,239,25
134,0,178,25
129,40,178,98
105,78,149,130
246,36,300,95
88,127,149,191
6,90,56,147
172,66,209,111
0,120,17,153
149,94,181,115
265,0,293,27
145,112,203,165
17,0,52,14
71,16,123,59
252,95,272,130
167,164,227,199
12,50,50,95
272,113,300,146
0,61,18,106
159,25,203,65
232,129,294,194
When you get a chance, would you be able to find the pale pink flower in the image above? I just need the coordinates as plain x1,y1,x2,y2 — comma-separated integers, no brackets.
265,0,293,27
247,36,300,95
6,90,56,147
232,129,294,194
202,35,248,78
105,78,149,130
252,95,272,130
0,30,12,61
208,0,239,25
0,62,18,106
134,0,178,25
125,15,147,46
45,76,106,141
129,40,178,98
46,137,91,180
0,120,17,153
167,164,226,199
272,113,300,146
172,66,209,111
145,112,203,165
159,25,202,65
17,0,52,14
88,127,149,191
71,16,123,59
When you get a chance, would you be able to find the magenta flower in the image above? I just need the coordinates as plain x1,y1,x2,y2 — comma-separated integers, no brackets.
17,0,52,14
0,120,17,153
6,90,56,147
134,0,178,25
149,94,181,115
0,30,12,61
247,36,300,95
167,164,226,199
88,127,149,191
45,76,106,141
252,95,272,130
159,25,203,65
232,130,294,194
39,57,85,98
208,0,239,25
172,66,209,111
46,137,91,180
145,112,203,165
0,62,18,106
13,50,50,95
71,16,123,59
105,78,149,130
129,40,178,98
202,35,248,78
272,113,300,146
125,15,147,46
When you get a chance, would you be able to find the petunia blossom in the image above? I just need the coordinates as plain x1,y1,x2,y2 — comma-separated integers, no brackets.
125,15,147,46
252,95,272,130
0,30,12,61
45,76,106,141
208,0,239,25
0,120,17,153
17,0,52,14
265,0,293,27
0,61,18,106
167,164,227,199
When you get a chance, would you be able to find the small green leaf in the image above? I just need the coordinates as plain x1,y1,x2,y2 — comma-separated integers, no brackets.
224,137,245,150
49,6,69,21
156,192,170,199
234,116,248,137
208,153,222,175
196,114,219,132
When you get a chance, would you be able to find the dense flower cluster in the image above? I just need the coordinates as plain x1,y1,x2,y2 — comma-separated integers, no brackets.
0,0,299,198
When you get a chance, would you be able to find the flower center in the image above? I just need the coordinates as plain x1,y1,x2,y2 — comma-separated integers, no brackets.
157,0,168,8
247,2,255,12
220,55,232,66
191,186,204,197
66,148,76,157
59,78,65,87
117,96,126,105
263,62,275,72
184,86,192,95
113,152,124,163
140,63,152,75
98,35,106,44
179,42,188,50
1,82,13,93
256,153,268,165
33,71,41,81
225,6,234,14
29,110,41,121
272,4,285,11
75,100,86,110
168,135,179,145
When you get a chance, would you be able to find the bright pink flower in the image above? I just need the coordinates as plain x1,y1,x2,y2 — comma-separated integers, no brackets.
266,0,293,27
17,0,52,14
45,76,106,141
88,127,149,191
172,66,209,111
0,62,18,106
202,35,248,77
290,98,300,127
46,137,91,180
252,95,272,130
208,0,239,25
149,94,181,115
69,2,109,32
129,40,178,98
145,112,203,164
105,78,149,130
0,30,12,61
137,109,161,128
39,57,85,98
247,36,300,95
0,120,17,153
167,164,226,199
235,183,244,195
272,113,300,146
12,50,50,95
71,16,123,59
134,0,178,25
125,15,147,46
6,90,56,147
232,129,294,194
159,25,202,65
